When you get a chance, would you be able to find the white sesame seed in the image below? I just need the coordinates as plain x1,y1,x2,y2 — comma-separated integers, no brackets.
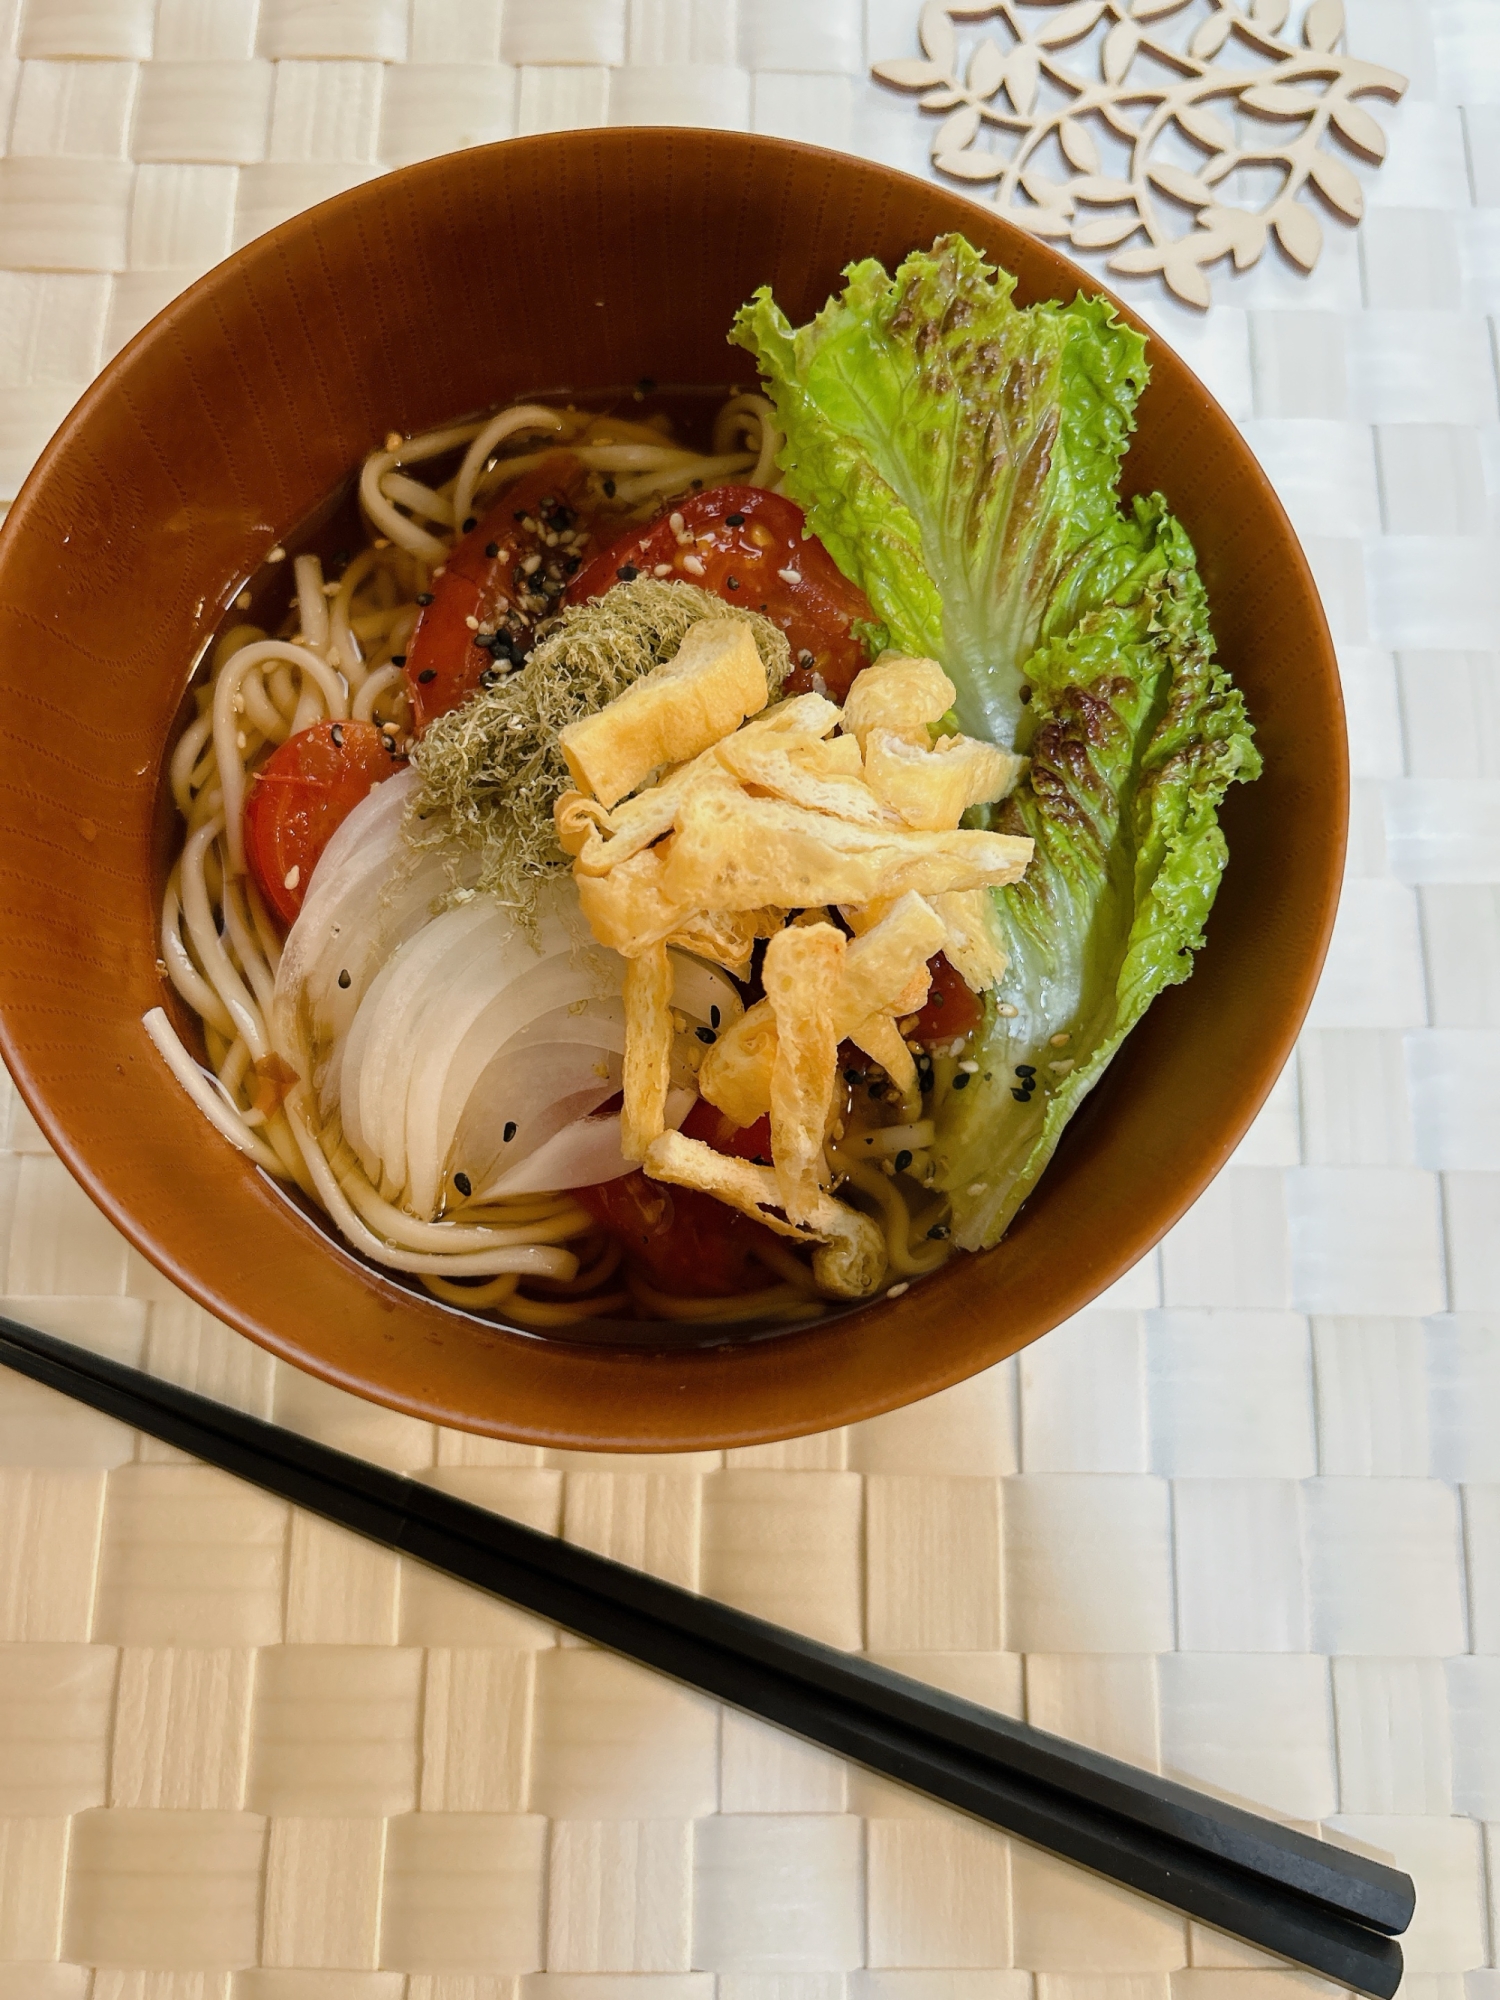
886,1281,910,1298
998,1002,1019,1018
881,1159,897,1177
235,590,252,611
521,553,542,575
948,1038,965,1058
959,1059,979,1073
372,537,391,550
653,562,673,577
778,567,802,585
966,1182,986,1197
1049,1058,1076,1074
283,865,300,890
267,545,286,563
236,731,247,749
384,430,402,452
1049,1031,1071,1046
465,614,480,630
681,554,706,576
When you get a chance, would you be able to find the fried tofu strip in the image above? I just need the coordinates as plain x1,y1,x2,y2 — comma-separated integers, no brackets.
574,843,688,956
559,618,768,808
864,728,1022,831
842,653,956,750
934,887,1010,992
644,1130,888,1298
716,729,888,825
762,922,845,1225
620,941,673,1161
665,907,783,978
661,789,1032,914
700,892,947,1127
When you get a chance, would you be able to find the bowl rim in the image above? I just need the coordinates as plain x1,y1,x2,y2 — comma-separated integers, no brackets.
0,127,1346,1447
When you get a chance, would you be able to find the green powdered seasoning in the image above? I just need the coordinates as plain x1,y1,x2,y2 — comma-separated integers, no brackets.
406,578,790,933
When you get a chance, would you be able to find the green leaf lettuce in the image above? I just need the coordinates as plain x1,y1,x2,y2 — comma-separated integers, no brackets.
732,236,1261,1247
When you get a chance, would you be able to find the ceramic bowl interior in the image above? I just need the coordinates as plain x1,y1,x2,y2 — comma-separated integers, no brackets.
0,130,1344,1449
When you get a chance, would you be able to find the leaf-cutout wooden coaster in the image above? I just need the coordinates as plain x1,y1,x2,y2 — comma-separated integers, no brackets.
873,0,1407,307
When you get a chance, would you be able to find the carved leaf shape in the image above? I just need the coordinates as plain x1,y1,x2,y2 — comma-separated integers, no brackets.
1148,162,1214,206
1175,101,1234,152
920,87,965,109
1189,10,1233,59
1060,117,1101,173
1010,206,1076,237
1069,175,1136,204
1072,213,1143,248
1163,250,1213,308
1006,44,1040,117
1102,100,1144,141
1273,199,1323,269
1200,150,1237,186
935,104,982,154
1242,83,1321,116
1250,0,1290,27
1102,20,1140,83
1330,97,1388,159
873,57,945,89
1108,245,1169,274
967,36,1007,99
1304,0,1345,50
1130,0,1191,19
919,0,957,68
1035,0,1108,46
1020,165,1070,206
936,147,1004,181
1202,202,1268,269
1308,147,1364,219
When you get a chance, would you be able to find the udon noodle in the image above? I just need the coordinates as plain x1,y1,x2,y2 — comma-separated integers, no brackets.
152,389,948,1328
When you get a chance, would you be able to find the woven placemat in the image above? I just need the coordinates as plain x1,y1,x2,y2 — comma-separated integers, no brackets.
0,0,1497,1991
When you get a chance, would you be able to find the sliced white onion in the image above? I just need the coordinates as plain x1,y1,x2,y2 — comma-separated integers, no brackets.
481,1087,695,1198
454,1044,624,1195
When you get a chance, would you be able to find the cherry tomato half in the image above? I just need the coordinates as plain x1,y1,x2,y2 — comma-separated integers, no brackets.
404,451,594,731
572,1098,783,1297
243,719,404,928
566,485,876,700
911,953,983,1047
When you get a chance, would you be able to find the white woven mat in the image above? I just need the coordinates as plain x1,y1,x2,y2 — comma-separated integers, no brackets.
0,0,1497,1992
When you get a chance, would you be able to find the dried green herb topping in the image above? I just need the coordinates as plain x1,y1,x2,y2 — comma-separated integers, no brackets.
406,578,790,931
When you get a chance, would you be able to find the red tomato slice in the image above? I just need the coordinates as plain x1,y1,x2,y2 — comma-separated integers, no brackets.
911,953,984,1047
243,719,405,928
566,485,876,700
404,451,594,731
571,1098,784,1297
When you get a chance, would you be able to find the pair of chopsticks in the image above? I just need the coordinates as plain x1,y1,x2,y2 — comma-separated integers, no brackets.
0,1311,1411,1994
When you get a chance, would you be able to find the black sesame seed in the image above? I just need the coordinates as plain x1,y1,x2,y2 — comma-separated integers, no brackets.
1011,1086,1029,1102
329,722,344,748
1019,684,1033,704
337,969,351,989
416,591,434,606
695,1025,717,1045
562,554,581,575
1015,1064,1036,1078
868,1082,886,1100
927,1223,949,1241
931,991,944,1007
502,1120,517,1143
617,563,639,582
513,509,527,521
479,668,498,688
453,1171,472,1197
391,654,406,666
417,667,436,683
953,1071,971,1090
710,1005,721,1028
725,512,745,527
894,1149,913,1172
484,542,499,559
798,649,815,667
726,576,740,590
603,478,616,498
844,1067,863,1084
462,516,477,533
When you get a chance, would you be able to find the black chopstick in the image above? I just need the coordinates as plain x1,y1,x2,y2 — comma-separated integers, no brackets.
0,1312,1410,1995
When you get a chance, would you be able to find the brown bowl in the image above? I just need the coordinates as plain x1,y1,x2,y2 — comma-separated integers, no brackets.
0,130,1344,1450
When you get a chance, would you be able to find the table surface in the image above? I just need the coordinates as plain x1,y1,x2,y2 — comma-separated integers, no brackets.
0,0,1497,1993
